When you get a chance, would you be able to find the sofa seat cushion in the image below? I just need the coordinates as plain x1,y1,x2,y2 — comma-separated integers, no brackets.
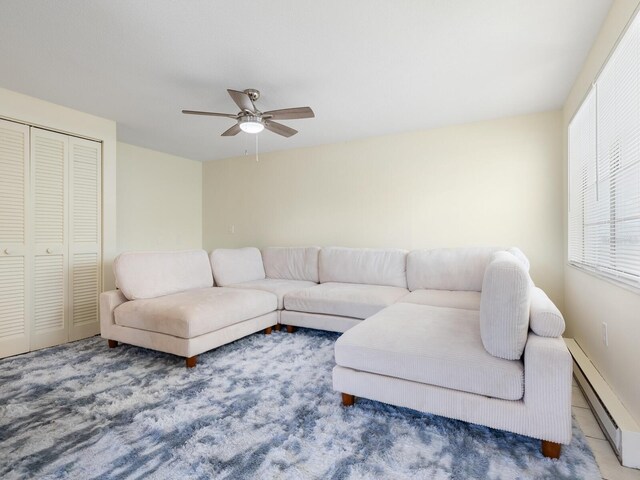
398,289,481,310
114,287,277,339
227,279,318,309
284,282,409,319
335,303,524,401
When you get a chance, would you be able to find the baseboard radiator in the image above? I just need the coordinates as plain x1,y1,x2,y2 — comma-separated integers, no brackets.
565,339,640,469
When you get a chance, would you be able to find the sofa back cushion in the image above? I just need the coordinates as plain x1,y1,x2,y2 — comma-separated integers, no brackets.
407,247,502,292
114,249,214,300
507,247,530,271
479,251,532,360
210,247,265,286
319,247,408,288
262,247,320,282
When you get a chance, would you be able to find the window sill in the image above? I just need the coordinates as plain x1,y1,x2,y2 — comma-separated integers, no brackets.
567,262,640,296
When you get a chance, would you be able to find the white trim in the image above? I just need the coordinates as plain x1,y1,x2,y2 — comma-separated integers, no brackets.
566,338,640,469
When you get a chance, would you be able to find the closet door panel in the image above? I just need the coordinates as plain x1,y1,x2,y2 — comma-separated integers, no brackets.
69,137,101,340
30,128,68,350
0,119,30,358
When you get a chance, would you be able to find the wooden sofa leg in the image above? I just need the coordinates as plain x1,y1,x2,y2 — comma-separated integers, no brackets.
342,393,355,407
107,340,118,348
541,440,561,459
186,356,197,368
286,325,296,333
264,327,272,335
274,324,281,332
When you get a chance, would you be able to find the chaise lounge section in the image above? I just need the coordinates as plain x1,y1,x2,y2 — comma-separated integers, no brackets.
100,250,278,367
332,248,570,459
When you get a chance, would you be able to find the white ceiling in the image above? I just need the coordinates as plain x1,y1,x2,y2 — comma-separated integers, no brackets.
0,1,611,161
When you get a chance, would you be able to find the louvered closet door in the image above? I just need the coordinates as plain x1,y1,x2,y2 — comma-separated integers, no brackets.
30,128,69,350
69,137,101,341
0,119,30,358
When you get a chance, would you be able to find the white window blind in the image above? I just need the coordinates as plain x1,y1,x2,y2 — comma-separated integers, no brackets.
568,10,640,288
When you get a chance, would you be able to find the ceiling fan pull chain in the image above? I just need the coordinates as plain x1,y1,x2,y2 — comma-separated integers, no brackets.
256,133,259,163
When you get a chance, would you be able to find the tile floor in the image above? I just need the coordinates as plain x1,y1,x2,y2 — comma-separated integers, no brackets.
572,376,640,480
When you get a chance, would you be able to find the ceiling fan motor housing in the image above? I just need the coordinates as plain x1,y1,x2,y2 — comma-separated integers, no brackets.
244,89,260,102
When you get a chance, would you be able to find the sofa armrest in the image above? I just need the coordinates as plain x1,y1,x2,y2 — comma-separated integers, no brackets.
523,332,573,443
99,289,127,337
529,287,565,337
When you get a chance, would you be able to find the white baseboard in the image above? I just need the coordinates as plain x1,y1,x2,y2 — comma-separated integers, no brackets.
565,338,640,469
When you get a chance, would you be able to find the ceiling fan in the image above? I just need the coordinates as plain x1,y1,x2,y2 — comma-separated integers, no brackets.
182,89,314,137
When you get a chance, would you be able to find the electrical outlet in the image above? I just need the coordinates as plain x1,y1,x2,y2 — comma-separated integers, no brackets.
229,225,235,234
602,322,608,347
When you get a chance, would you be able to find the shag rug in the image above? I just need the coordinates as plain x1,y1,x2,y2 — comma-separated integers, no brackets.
0,329,601,480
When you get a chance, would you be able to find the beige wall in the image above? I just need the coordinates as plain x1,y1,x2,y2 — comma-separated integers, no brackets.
117,142,202,253
0,87,118,290
0,87,203,287
563,0,640,423
203,111,564,306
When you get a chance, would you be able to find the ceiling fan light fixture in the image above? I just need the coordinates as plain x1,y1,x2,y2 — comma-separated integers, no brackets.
238,115,264,134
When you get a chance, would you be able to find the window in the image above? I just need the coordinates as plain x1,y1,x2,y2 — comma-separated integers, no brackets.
568,11,640,289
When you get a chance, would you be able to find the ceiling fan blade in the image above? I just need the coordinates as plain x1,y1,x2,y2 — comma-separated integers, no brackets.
227,89,255,113
182,109,238,118
264,121,298,138
263,107,315,120
221,124,241,136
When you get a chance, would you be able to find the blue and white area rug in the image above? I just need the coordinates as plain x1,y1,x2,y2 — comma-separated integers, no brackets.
0,329,601,479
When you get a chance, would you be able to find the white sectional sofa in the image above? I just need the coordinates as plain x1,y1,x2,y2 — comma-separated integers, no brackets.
99,245,571,459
